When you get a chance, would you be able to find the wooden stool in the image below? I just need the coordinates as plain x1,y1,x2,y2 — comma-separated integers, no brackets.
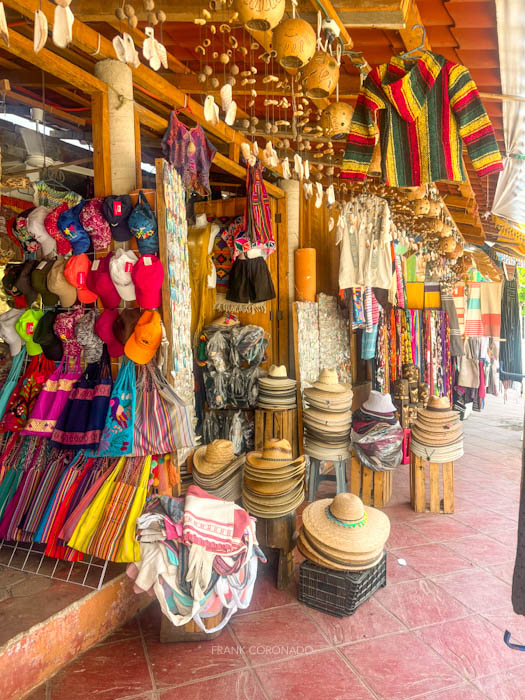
307,457,348,502
409,452,455,513
255,408,299,458
349,456,392,507
160,610,224,642
256,510,296,590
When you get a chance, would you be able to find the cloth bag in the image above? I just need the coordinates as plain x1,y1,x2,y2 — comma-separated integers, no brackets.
0,353,55,433
132,363,195,457
0,349,26,422
51,348,113,451
23,356,82,437
97,358,136,457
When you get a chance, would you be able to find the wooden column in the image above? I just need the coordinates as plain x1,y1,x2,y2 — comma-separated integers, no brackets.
134,108,143,190
91,91,112,198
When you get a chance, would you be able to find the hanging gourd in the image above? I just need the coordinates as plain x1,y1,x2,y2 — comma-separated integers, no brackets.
301,50,339,98
438,237,456,255
272,18,316,69
320,102,353,139
235,0,285,31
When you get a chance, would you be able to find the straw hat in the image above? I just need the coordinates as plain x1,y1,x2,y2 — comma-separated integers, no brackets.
417,395,458,422
300,493,390,570
297,529,384,571
246,438,304,470
303,408,352,427
244,476,298,495
193,440,239,475
310,368,351,394
303,441,350,461
362,390,396,415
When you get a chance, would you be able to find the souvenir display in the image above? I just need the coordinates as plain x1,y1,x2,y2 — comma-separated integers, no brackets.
256,365,297,409
410,395,464,462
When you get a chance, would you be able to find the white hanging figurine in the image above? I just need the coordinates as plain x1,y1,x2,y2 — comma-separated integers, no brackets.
33,9,48,53
52,0,74,49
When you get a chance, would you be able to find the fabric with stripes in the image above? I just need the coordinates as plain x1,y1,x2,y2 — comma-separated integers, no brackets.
465,282,484,336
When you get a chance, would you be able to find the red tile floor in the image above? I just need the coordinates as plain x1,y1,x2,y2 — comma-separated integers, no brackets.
25,392,525,700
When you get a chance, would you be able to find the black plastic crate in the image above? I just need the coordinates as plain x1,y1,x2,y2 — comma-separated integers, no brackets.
298,552,387,618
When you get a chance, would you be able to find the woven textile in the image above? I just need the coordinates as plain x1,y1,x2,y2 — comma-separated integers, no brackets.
500,278,522,376
480,282,502,338
465,282,483,336
440,286,464,357
452,283,466,336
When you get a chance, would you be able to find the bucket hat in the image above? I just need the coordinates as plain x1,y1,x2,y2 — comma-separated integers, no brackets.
0,309,24,356
33,310,63,361
47,258,77,307
31,260,59,307
44,203,72,255
26,206,56,257
95,309,124,358
79,197,111,250
124,310,162,364
310,368,351,394
58,201,91,255
131,254,164,309
16,309,44,355
109,248,138,301
362,391,397,415
87,254,120,308
64,254,98,304
102,195,133,242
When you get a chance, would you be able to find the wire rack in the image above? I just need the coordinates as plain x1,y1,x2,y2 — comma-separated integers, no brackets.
0,539,109,590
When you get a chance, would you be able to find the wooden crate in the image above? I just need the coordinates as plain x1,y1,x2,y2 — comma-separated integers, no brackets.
160,610,224,642
256,510,296,590
255,408,299,458
409,453,455,513
349,456,392,507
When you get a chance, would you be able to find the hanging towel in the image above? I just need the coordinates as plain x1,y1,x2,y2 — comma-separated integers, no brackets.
480,282,502,338
424,282,441,309
406,282,424,310
440,285,464,357
452,283,465,336
464,282,483,336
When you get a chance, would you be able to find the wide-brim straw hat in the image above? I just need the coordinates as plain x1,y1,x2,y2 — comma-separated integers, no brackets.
193,439,241,476
310,368,351,394
304,396,352,413
297,528,385,571
193,460,243,487
362,390,397,415
410,438,464,462
304,386,353,405
242,485,305,518
244,462,305,481
246,438,305,470
301,492,390,557
243,479,303,503
411,426,463,446
417,395,459,421
304,407,352,426
244,475,299,495
303,441,350,461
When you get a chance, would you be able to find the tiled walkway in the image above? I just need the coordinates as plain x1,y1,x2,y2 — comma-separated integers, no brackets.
26,393,525,700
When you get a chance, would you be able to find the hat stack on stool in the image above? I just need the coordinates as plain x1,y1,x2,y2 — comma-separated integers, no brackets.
297,493,390,617
242,438,306,518
192,439,245,501
303,369,353,461
257,365,297,409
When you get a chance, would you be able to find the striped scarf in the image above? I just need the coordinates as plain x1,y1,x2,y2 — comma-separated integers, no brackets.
465,281,483,336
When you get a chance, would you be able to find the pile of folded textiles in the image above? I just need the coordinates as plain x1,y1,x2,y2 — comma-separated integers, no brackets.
192,439,244,501
127,486,266,631
351,391,403,471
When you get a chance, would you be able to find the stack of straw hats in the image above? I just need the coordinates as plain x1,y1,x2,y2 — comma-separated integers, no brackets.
192,440,244,501
297,492,390,571
242,438,306,518
257,365,297,409
303,369,353,460
410,396,464,461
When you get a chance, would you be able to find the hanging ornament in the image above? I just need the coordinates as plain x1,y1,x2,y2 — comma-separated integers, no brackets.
235,0,285,31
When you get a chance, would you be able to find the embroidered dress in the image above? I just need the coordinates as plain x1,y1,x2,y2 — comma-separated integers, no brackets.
342,52,503,186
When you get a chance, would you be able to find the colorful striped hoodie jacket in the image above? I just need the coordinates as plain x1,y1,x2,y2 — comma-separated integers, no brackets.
342,52,503,186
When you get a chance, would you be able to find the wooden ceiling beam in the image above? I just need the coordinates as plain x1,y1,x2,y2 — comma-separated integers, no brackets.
6,89,88,127
0,69,65,87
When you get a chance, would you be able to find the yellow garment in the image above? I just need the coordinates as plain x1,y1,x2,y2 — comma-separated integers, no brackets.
188,223,216,344
406,282,424,310
115,456,152,562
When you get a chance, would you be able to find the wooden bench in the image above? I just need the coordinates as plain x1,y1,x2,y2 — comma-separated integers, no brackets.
409,453,454,513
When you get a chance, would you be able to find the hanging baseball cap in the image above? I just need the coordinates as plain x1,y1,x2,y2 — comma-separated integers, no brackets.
16,308,44,356
0,308,24,356
26,206,56,257
109,248,138,301
47,258,77,308
128,191,159,255
86,253,120,308
102,195,133,242
124,310,162,364
31,260,59,307
113,307,142,345
33,310,63,362
58,200,91,255
45,203,72,255
15,261,39,306
95,308,124,358
79,197,112,250
2,264,27,309
131,254,164,309
64,254,98,304
75,309,103,364
14,208,39,253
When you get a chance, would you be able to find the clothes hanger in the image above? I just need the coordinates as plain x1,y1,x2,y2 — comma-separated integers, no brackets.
398,24,428,61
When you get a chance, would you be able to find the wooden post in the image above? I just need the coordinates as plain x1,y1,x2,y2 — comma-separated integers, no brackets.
276,194,289,367
91,91,112,198
134,108,143,190
292,303,304,455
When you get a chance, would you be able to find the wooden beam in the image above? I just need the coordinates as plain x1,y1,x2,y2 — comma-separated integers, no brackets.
91,92,112,197
134,108,143,190
52,87,92,109
6,89,88,127
0,69,65,87
443,195,475,212
308,0,353,49
75,0,230,22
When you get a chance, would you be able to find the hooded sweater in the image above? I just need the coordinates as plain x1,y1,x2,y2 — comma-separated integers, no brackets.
342,52,503,186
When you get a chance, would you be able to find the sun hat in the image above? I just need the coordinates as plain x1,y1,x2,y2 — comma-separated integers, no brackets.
304,386,353,407
102,195,133,242
31,260,59,307
113,307,142,345
303,440,350,461
75,309,103,364
417,395,459,422
64,254,98,304
303,408,352,427
47,258,77,308
310,368,351,394
258,365,296,388
109,248,138,301
15,261,39,306
0,309,24,356
246,438,305,470
26,206,56,257
94,309,124,358
44,203,72,255
131,254,164,309
193,440,240,475
86,254,120,308
16,309,44,355
244,476,298,496
79,198,112,250
362,390,396,415
128,190,159,255
58,201,91,255
33,311,63,361
124,309,162,364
